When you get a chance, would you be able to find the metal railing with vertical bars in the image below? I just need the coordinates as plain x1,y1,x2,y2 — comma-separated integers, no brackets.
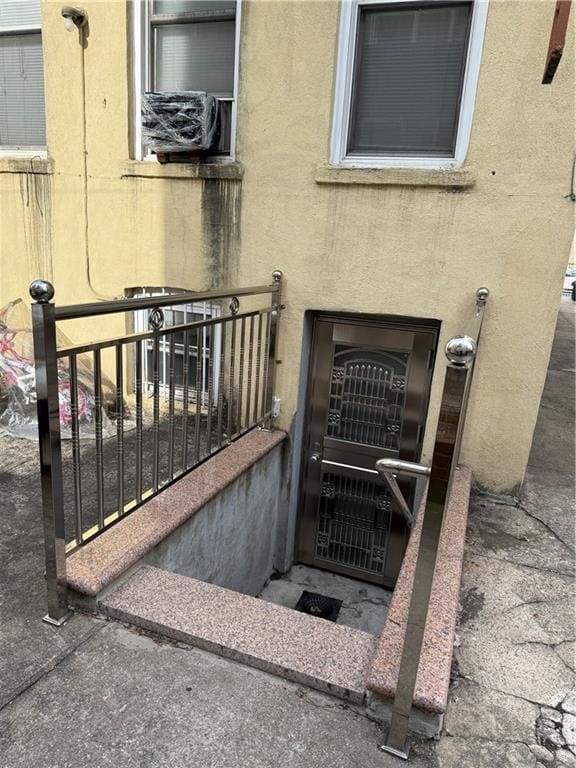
29,272,283,625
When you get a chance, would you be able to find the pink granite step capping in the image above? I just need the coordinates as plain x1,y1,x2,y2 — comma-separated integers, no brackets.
100,565,376,704
366,466,472,715
66,429,286,597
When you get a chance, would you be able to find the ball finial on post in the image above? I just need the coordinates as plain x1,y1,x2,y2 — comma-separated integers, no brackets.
272,270,283,283
29,280,55,304
445,335,477,367
476,287,490,306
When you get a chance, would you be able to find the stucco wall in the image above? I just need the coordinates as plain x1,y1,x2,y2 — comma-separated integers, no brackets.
0,0,573,491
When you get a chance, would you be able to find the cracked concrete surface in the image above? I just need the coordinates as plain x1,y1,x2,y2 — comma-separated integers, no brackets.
0,621,439,768
440,298,576,768
0,299,573,767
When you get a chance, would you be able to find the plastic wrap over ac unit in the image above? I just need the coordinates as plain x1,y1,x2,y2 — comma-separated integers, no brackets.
141,91,219,153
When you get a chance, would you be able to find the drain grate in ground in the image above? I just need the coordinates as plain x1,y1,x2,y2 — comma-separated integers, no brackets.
295,591,342,622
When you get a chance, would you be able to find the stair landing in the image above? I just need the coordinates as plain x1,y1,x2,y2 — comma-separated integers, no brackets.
100,565,376,704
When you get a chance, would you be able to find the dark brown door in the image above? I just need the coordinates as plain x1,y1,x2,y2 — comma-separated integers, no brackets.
297,316,438,587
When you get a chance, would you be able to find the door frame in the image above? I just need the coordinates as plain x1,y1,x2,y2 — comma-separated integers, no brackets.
294,311,440,585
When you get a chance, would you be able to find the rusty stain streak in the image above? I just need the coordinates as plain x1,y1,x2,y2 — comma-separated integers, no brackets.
542,0,572,84
18,169,53,282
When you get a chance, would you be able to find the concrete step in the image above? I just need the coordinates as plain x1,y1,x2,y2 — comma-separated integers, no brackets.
99,565,376,704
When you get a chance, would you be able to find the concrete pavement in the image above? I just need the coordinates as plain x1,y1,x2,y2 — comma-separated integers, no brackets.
439,297,575,768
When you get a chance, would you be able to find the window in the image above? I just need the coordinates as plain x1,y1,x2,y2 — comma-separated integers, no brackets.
133,289,221,402
0,0,46,152
133,0,240,159
331,0,488,168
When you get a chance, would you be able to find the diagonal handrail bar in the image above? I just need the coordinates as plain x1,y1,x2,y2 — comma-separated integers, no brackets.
375,458,432,527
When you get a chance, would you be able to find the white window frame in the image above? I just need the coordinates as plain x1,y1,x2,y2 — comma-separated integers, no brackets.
330,0,489,169
131,0,242,162
134,288,222,403
0,14,47,157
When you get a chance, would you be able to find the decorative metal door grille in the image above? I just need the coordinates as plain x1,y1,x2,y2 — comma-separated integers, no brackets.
297,317,437,587
327,346,408,451
316,472,393,574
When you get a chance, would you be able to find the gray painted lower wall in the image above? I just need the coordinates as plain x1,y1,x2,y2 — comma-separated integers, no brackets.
143,442,289,596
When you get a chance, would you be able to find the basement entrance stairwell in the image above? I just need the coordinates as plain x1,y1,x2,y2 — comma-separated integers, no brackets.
27,275,488,758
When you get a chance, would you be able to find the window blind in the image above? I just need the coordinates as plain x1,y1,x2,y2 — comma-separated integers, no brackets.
153,0,235,17
0,33,46,146
0,0,42,29
155,21,236,96
349,2,472,157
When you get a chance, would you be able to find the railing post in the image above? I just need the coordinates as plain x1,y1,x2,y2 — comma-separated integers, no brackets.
379,287,489,759
29,280,71,626
264,270,283,428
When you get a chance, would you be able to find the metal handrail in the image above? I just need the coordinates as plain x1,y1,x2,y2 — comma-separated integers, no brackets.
52,282,281,321
56,306,275,359
319,458,378,476
379,286,489,760
375,459,431,527
29,272,283,625
319,458,430,528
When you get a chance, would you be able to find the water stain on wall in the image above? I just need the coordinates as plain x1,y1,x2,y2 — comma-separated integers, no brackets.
201,178,242,289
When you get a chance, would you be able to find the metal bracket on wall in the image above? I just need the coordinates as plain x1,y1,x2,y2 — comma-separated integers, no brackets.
542,0,572,84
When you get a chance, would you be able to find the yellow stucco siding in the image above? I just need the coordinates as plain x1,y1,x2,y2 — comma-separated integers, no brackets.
0,0,573,491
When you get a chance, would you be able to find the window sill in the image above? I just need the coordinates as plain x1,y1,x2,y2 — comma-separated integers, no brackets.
0,156,53,175
122,160,244,181
315,164,476,189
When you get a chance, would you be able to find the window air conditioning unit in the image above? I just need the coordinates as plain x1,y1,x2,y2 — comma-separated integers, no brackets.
141,91,219,163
